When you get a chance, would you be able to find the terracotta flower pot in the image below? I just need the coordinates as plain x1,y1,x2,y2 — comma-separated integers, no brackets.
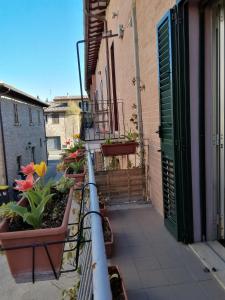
0,188,73,283
65,170,85,183
101,142,138,156
108,265,128,300
103,217,113,258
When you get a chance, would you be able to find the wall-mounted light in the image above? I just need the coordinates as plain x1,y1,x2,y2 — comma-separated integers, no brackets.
26,142,32,150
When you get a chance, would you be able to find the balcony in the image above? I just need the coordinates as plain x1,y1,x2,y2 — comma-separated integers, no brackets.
1,147,225,299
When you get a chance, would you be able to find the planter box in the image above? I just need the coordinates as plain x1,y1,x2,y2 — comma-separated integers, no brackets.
103,217,113,258
108,266,128,300
101,142,138,156
0,188,73,283
65,171,85,183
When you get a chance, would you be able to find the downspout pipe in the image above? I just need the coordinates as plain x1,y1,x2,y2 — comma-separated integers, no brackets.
131,0,145,168
0,88,11,185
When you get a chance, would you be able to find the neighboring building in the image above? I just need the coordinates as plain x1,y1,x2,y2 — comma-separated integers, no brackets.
44,96,90,153
84,0,224,243
0,82,48,186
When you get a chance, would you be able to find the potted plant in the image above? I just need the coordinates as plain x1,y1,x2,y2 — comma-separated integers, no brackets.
0,162,74,283
65,159,86,183
63,150,85,164
103,217,113,258
101,130,139,156
63,139,85,163
108,265,128,300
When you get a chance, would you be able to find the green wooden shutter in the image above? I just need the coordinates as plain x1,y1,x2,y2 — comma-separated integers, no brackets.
157,6,193,243
157,10,180,239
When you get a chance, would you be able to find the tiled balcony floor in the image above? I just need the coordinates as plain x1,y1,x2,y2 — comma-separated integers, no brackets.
108,205,225,300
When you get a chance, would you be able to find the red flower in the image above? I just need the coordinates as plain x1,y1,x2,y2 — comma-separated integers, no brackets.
14,174,34,191
21,162,35,175
69,151,79,158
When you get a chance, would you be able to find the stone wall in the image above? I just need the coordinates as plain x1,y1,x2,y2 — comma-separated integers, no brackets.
0,96,47,186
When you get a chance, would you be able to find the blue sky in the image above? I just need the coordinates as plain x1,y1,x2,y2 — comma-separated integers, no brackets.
0,0,85,101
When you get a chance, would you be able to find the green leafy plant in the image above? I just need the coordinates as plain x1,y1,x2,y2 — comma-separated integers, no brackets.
104,138,113,145
107,157,120,170
66,140,85,153
62,280,80,300
54,177,74,194
125,129,138,142
0,181,54,229
68,159,85,174
0,161,56,229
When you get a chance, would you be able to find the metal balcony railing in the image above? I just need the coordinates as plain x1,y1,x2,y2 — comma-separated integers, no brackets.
77,145,112,300
82,100,125,141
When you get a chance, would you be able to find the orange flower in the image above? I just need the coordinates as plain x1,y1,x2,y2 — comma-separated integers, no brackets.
69,151,79,159
14,174,34,191
20,162,35,175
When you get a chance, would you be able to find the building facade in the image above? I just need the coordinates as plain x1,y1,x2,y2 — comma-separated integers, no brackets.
0,82,48,186
44,96,90,153
84,0,224,243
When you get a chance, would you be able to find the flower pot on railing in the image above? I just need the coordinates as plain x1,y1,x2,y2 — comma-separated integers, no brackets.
0,188,73,283
101,142,138,156
103,217,113,258
65,169,85,183
108,265,128,300
63,149,85,164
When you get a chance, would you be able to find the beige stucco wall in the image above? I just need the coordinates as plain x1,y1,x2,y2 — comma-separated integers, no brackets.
45,101,81,151
89,0,176,215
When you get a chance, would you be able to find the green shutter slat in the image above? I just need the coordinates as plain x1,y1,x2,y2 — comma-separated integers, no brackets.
157,11,178,239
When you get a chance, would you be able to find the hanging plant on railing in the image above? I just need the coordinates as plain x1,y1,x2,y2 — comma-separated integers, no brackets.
0,161,74,283
101,129,139,157
63,138,85,163
65,159,86,184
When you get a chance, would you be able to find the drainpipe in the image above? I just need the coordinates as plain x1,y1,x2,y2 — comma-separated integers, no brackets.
0,88,11,185
131,0,145,168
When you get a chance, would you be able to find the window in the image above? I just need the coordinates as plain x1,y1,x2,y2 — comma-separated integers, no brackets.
29,107,33,124
45,114,48,123
37,110,41,124
13,103,19,124
47,137,61,150
17,156,22,173
52,113,59,124
58,103,68,107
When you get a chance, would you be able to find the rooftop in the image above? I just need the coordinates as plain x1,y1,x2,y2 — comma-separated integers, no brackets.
0,82,48,107
53,95,88,101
